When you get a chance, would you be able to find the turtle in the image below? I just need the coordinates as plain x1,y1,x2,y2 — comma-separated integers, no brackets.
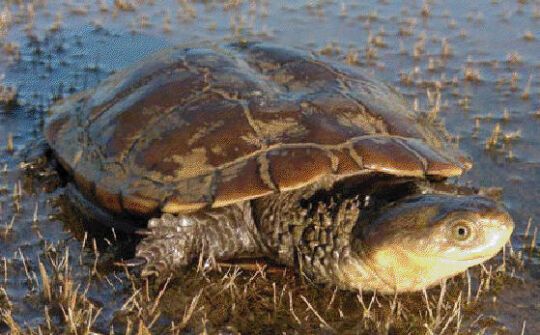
44,42,514,293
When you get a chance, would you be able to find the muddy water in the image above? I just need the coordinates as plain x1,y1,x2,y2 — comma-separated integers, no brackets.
0,0,539,334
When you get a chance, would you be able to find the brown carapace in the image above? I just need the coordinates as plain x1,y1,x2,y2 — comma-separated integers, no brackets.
46,42,470,217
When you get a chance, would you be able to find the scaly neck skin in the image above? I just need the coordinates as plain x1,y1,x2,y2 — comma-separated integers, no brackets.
252,192,386,291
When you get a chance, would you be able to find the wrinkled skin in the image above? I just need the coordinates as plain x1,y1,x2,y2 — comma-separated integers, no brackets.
131,189,514,293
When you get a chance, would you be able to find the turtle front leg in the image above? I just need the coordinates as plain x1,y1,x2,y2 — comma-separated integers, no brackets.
132,213,198,276
126,203,264,277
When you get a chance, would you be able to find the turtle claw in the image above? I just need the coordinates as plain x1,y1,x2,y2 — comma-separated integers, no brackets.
135,228,152,236
114,257,165,278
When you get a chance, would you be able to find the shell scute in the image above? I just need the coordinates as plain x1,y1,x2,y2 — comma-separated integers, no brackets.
87,49,189,122
96,70,206,158
399,138,464,177
331,149,362,176
162,174,214,213
45,43,469,215
121,179,161,216
351,137,425,177
95,182,123,214
267,147,335,192
132,96,259,181
212,157,274,208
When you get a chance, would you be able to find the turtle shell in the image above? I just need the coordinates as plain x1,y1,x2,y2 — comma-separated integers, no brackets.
45,42,471,216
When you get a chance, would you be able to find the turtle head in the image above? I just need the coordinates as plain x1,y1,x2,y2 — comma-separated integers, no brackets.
343,194,514,293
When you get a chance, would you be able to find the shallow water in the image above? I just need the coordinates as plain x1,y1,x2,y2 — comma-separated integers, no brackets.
0,0,539,334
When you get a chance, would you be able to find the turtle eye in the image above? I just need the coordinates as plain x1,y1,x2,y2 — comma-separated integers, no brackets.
451,221,473,241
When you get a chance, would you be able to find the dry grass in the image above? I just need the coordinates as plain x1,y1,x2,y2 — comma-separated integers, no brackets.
521,75,532,100
463,65,481,82
0,231,529,335
506,52,522,65
523,30,535,41
0,82,17,106
485,123,501,150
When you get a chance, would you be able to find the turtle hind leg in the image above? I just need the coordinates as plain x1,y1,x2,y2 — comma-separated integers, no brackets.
125,203,264,277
